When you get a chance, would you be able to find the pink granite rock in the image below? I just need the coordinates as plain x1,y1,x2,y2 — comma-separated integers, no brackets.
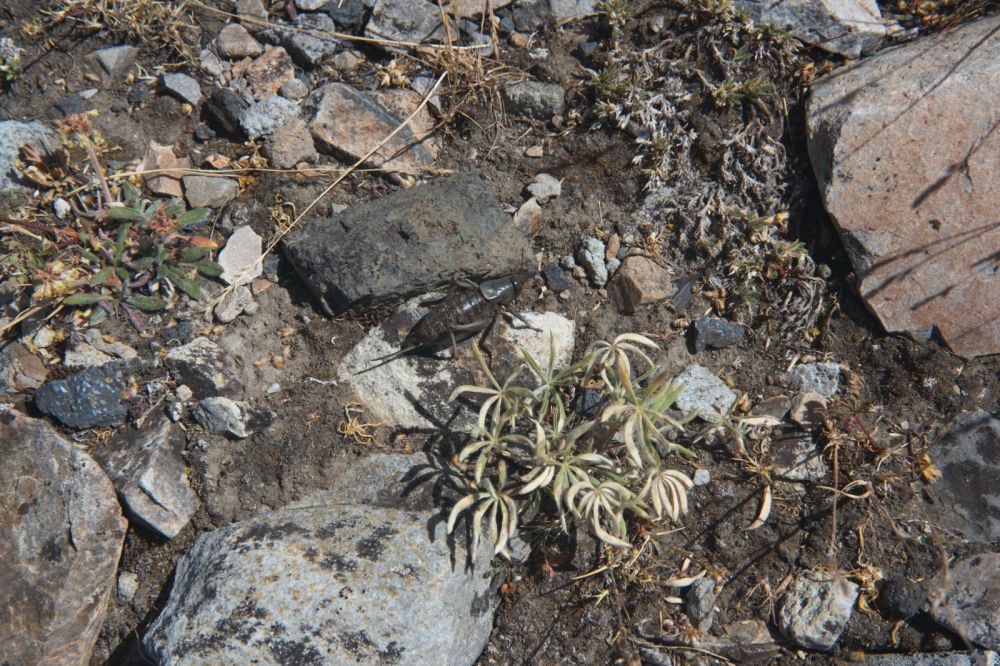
806,15,1000,358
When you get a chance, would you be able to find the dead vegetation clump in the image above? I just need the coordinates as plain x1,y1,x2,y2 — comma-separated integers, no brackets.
41,0,200,61
590,1,830,341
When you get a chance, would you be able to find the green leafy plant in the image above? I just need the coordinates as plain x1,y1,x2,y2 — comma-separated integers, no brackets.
64,181,221,321
447,334,697,558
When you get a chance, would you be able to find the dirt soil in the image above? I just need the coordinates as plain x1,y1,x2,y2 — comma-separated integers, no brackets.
1,1,998,664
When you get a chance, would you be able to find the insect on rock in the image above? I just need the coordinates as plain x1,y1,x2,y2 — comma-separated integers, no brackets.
357,271,538,373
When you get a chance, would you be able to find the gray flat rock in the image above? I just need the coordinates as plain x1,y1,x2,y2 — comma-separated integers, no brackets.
164,337,243,399
366,0,449,48
674,364,736,421
0,120,57,192
786,362,841,398
733,0,885,58
282,173,533,314
922,410,1000,543
142,503,496,665
218,225,264,286
931,553,1000,651
192,396,269,438
502,81,565,119
183,175,239,209
161,72,203,106
291,452,457,512
0,412,127,665
338,296,575,430
779,570,858,651
91,45,139,78
92,416,199,539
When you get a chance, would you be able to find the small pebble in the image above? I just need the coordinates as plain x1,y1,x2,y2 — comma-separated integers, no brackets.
543,263,570,293
117,572,139,602
53,198,71,219
279,77,309,100
560,255,576,270
693,469,711,486
606,257,620,275
266,383,281,395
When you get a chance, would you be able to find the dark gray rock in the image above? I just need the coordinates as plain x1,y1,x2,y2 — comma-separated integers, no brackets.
164,337,243,399
282,174,533,314
543,262,569,293
328,0,368,30
92,416,199,538
877,574,928,620
686,577,718,631
206,87,249,137
34,362,129,429
263,13,341,68
670,274,695,311
0,411,127,664
931,553,1000,650
194,123,215,141
779,570,858,651
693,316,745,351
160,72,202,106
0,121,56,192
922,410,1000,543
142,503,496,666
501,81,565,119
508,1,546,31
162,319,197,345
54,93,85,117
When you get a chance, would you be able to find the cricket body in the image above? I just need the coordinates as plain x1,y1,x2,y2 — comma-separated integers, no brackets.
359,271,534,372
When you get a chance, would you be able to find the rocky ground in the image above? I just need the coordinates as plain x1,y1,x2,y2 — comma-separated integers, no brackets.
0,0,998,664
